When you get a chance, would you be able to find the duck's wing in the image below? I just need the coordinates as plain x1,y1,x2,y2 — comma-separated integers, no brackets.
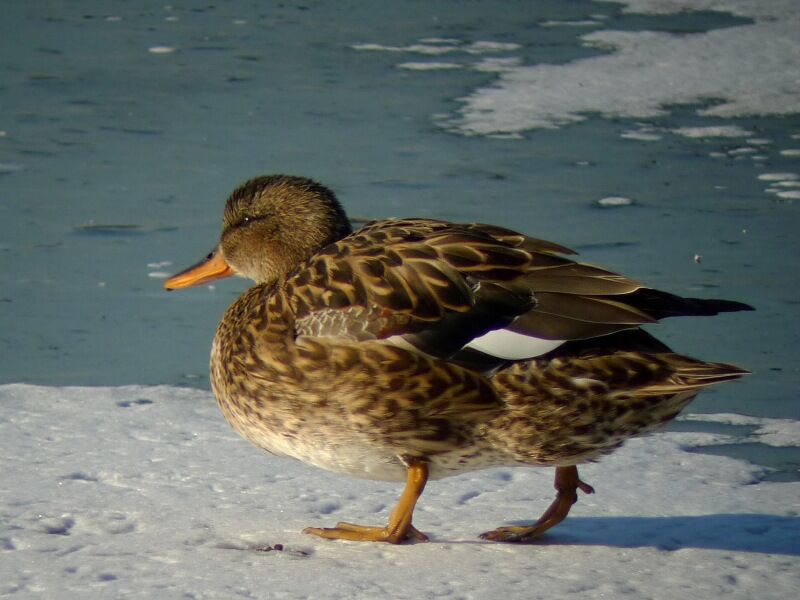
288,218,542,354
287,218,752,367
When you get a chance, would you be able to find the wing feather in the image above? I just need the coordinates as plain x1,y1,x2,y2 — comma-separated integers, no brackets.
286,217,749,364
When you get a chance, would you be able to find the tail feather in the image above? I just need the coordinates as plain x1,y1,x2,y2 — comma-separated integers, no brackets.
627,289,754,320
636,355,750,396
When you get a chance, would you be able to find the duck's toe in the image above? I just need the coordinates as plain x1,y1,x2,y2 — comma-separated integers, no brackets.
303,521,428,544
481,465,594,543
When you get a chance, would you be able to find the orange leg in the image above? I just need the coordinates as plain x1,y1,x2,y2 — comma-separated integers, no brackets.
304,460,429,544
480,465,594,543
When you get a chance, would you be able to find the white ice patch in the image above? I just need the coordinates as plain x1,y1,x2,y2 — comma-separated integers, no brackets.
540,20,601,28
621,129,663,141
352,40,520,56
680,413,800,447
466,328,565,359
473,57,522,73
148,46,176,54
597,196,635,207
758,172,798,181
447,0,800,134
728,147,757,155
467,41,521,53
419,38,460,45
397,62,463,71
672,125,753,138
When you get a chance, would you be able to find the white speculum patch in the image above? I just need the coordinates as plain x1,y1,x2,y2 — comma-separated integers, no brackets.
466,328,565,360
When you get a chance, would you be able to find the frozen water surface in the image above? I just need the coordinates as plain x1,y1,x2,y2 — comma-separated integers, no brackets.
0,0,799,595
1,384,798,598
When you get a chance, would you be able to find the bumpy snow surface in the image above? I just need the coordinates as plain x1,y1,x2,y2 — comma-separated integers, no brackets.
2,385,798,599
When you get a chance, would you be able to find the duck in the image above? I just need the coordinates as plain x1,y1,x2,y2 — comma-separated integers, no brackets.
165,174,752,544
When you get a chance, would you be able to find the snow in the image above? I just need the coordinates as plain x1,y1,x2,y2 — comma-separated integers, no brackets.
444,0,800,134
2,384,798,599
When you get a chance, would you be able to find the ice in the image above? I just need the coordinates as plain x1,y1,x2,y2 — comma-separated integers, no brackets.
681,413,800,447
0,162,24,173
757,173,798,181
467,41,521,54
540,20,601,28
672,126,753,138
1,384,798,598
352,40,520,56
148,46,176,54
353,42,457,56
473,57,522,73
447,0,800,134
397,62,463,71
621,129,663,141
596,196,635,207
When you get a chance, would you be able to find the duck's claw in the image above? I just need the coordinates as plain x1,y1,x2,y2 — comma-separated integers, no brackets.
303,460,430,544
481,465,594,543
304,522,428,544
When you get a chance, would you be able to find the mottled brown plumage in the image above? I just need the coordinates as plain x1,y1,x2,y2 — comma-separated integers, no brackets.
165,174,751,544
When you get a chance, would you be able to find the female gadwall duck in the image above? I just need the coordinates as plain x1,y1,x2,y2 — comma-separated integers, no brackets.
165,175,751,544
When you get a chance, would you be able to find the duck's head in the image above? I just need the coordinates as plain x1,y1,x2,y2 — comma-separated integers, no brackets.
164,175,352,290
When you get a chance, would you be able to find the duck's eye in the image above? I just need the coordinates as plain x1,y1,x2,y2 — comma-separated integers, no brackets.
236,214,267,229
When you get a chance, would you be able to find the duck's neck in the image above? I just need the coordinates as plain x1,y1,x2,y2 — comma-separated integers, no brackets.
212,286,298,384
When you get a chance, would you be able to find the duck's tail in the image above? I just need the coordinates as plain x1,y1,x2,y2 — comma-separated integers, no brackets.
625,288,754,320
636,353,751,396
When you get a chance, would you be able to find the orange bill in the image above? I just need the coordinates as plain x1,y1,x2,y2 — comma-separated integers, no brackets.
164,246,235,290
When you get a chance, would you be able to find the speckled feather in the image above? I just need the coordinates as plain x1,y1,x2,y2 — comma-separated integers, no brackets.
192,176,751,482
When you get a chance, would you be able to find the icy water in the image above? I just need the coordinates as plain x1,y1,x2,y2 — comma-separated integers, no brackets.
1,1,798,477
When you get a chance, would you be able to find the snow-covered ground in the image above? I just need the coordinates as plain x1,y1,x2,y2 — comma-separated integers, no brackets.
2,384,798,599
